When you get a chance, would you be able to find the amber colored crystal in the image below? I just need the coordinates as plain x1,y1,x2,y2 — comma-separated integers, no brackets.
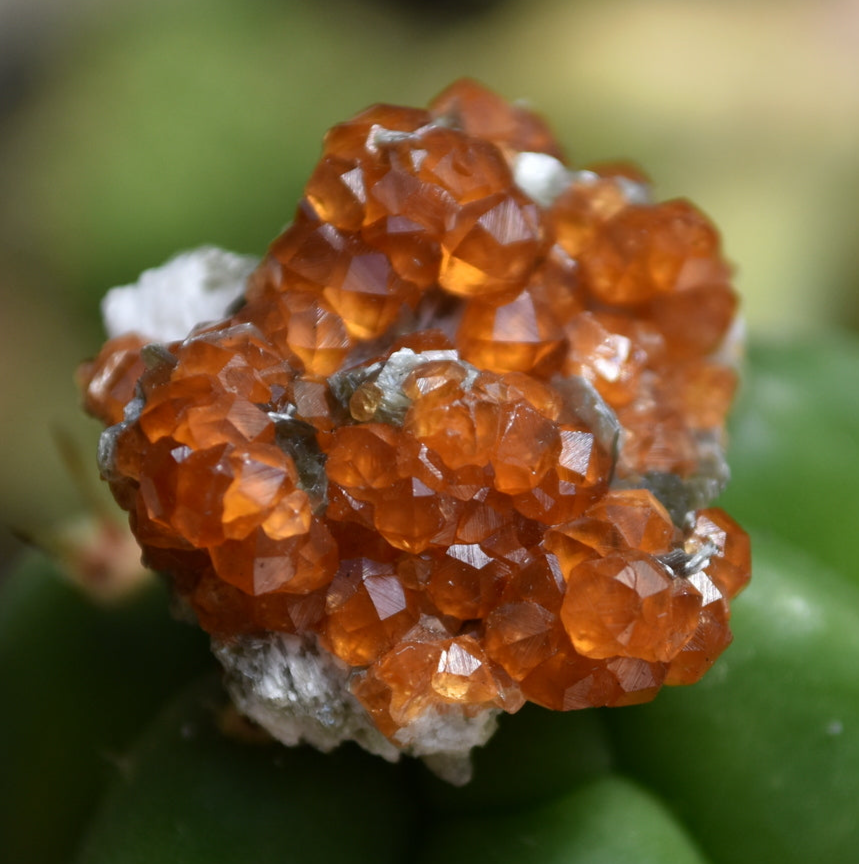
549,174,637,259
687,508,752,600
555,489,677,558
439,191,544,299
323,557,421,665
426,541,513,620
429,78,565,160
354,625,522,735
485,551,566,680
456,288,566,375
562,312,649,408
651,282,737,359
518,639,666,711
210,518,336,596
83,79,750,745
403,382,501,472
561,553,702,663
579,199,728,306
321,103,431,162
663,567,732,686
242,286,352,376
80,333,148,426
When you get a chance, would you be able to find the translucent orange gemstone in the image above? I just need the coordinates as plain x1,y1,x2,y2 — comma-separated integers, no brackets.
321,103,431,162
425,541,514,620
279,290,353,375
191,564,328,636
650,282,737,359
664,566,732,686
175,325,287,399
579,199,726,305
495,370,563,420
604,656,667,706
429,78,565,160
524,244,586,329
518,643,620,711
556,426,610,486
511,468,604,526
372,477,462,554
288,377,336,431
79,333,148,425
454,491,516,544
490,400,560,495
354,625,449,730
362,157,448,238
172,396,275,451
322,236,421,340
361,215,442,289
401,359,467,401
404,384,501,472
210,518,337,596
485,550,567,680
432,636,519,710
562,312,650,408
305,157,374,232
439,192,543,299
323,558,421,666
548,174,635,258
615,401,700,478
323,423,401,491
485,603,563,681
687,508,751,600
673,361,738,430
510,423,611,525
456,287,565,375
561,553,702,663
555,489,677,558
415,127,512,201
137,374,217,445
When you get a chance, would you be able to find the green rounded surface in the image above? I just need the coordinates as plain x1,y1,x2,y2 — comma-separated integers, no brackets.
415,774,709,864
74,675,416,864
604,531,859,864
0,551,212,864
420,702,613,813
719,334,859,579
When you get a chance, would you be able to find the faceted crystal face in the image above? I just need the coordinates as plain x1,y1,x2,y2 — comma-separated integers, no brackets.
82,79,750,756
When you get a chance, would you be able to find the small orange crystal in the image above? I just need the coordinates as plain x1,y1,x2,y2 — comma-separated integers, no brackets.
82,80,750,759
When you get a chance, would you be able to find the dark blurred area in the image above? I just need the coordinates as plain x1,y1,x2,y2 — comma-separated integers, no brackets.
1,0,858,572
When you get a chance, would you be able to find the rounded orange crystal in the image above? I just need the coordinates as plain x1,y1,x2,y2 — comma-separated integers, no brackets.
81,79,750,755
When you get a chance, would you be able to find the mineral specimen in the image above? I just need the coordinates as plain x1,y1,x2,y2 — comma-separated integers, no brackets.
80,79,750,783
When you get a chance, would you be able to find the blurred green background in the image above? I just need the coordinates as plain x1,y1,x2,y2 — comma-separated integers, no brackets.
1,0,858,569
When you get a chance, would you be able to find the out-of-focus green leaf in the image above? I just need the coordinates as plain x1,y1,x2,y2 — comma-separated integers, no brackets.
416,774,710,864
720,335,859,578
0,551,212,864
74,675,417,864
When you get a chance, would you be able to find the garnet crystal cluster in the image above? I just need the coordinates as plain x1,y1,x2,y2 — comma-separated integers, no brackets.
81,80,750,782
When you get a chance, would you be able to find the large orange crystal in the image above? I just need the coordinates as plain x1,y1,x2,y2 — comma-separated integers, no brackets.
82,80,750,761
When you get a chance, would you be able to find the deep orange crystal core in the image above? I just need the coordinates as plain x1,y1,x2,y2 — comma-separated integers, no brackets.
81,79,749,736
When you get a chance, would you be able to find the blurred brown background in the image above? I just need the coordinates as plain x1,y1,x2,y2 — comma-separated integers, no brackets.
1,0,858,570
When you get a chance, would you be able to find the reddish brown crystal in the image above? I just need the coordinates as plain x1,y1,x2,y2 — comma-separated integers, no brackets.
82,79,750,744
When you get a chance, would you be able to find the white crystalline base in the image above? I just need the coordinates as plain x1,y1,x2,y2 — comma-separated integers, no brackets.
212,632,500,786
101,246,258,342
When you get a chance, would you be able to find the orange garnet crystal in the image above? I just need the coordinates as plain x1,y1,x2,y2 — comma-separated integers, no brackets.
81,80,749,784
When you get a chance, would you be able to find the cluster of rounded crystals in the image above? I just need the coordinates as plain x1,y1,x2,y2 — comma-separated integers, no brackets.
81,80,750,781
